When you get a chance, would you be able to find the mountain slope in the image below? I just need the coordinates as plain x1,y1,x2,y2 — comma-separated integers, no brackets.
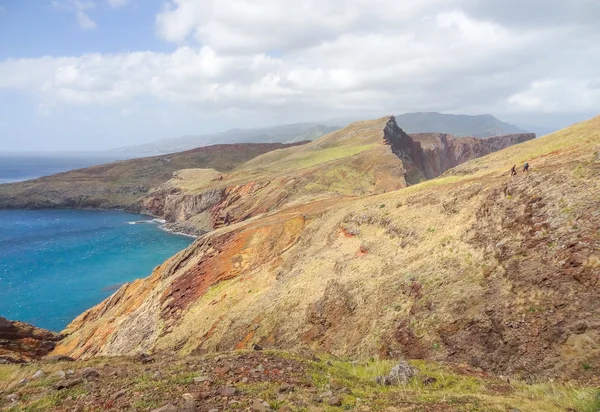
138,117,534,234
0,142,307,211
396,112,528,137
47,116,600,382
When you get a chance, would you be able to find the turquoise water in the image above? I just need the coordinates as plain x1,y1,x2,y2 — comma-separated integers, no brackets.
0,210,193,332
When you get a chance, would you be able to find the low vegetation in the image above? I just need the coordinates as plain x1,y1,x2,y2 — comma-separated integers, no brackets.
1,351,598,411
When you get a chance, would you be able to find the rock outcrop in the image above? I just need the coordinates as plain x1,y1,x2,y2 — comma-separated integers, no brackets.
141,117,535,234
383,120,535,182
0,317,62,363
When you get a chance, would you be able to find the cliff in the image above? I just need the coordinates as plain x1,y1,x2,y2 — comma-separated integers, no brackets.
139,117,534,234
0,317,62,364
49,116,600,382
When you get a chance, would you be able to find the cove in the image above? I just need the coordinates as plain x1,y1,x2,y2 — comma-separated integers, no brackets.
0,209,193,331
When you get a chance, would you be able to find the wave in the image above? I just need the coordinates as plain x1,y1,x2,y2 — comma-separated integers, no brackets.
126,220,154,225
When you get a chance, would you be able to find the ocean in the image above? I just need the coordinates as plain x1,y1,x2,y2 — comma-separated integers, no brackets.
0,209,193,332
0,153,134,184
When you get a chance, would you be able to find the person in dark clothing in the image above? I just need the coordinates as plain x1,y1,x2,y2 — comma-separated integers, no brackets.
510,165,517,176
523,162,530,172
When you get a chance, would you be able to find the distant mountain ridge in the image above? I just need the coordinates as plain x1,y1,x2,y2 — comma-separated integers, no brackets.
117,123,339,155
115,113,529,155
395,112,528,137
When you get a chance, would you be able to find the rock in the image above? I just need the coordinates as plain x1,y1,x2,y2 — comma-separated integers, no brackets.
45,355,75,362
319,391,333,398
67,370,75,376
32,370,46,380
252,344,263,351
571,321,587,335
6,393,19,403
219,386,238,397
194,376,211,383
278,384,294,393
53,378,83,390
18,378,29,386
81,367,100,380
376,361,419,385
180,398,196,412
182,393,196,401
150,404,178,412
139,353,154,364
328,395,343,406
251,398,272,411
55,370,66,379
112,389,128,400
421,376,437,386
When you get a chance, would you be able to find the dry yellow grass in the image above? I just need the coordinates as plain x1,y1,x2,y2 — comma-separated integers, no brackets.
55,114,600,387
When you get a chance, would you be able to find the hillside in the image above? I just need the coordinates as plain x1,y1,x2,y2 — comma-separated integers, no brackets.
47,116,600,384
0,142,307,211
116,123,340,155
396,112,528,137
137,117,533,235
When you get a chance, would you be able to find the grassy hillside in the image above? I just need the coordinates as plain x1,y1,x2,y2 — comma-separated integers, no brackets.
0,142,308,210
447,114,600,177
52,115,600,388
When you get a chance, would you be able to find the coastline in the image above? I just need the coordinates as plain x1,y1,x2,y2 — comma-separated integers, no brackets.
0,208,197,333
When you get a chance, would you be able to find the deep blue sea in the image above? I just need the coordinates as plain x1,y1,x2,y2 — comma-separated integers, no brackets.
0,209,193,332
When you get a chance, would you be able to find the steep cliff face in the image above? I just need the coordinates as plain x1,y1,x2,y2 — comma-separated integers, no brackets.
383,121,536,183
145,117,534,234
0,317,62,363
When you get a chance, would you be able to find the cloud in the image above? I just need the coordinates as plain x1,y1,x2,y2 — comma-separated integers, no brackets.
76,9,98,30
1,0,599,121
52,0,98,30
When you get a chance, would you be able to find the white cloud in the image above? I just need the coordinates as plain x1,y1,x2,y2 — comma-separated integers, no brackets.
52,0,98,30
1,0,599,120
76,9,98,30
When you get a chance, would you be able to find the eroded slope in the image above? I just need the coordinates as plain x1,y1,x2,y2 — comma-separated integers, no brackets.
51,117,598,382
140,116,534,234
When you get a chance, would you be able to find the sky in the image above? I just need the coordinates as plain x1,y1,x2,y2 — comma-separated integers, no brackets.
0,0,598,151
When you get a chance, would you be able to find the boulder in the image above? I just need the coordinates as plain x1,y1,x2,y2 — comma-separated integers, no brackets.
220,386,238,397
31,370,46,380
376,361,419,385
81,367,100,380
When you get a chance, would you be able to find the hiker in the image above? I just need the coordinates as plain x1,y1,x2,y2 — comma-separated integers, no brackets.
523,162,530,173
510,165,517,176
